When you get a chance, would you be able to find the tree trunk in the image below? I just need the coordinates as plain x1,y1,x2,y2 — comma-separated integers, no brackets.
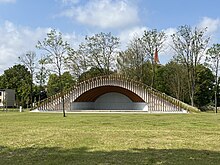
151,56,156,87
187,66,195,107
190,91,194,107
30,74,33,109
59,72,66,117
215,60,219,113
62,94,66,117
215,90,217,113
191,76,195,107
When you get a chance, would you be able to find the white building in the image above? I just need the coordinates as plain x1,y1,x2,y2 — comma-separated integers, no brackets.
0,89,15,107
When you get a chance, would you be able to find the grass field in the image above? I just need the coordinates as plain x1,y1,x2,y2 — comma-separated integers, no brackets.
0,112,220,165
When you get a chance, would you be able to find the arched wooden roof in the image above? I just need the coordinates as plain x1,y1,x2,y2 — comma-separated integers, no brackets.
74,86,144,102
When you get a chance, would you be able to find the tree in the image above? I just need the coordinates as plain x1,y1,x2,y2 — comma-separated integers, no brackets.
0,75,4,89
206,44,220,113
79,32,120,75
61,72,75,91
36,29,70,117
18,51,36,109
34,56,50,104
32,85,47,103
141,29,166,87
117,37,147,82
36,56,49,89
171,25,209,106
78,67,115,82
194,65,214,108
0,64,31,107
156,61,189,102
47,72,74,97
47,74,60,97
65,49,88,79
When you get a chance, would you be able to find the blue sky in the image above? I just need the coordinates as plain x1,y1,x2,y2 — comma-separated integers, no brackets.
0,0,220,74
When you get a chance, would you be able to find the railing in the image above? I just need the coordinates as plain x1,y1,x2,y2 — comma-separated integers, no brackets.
35,74,200,113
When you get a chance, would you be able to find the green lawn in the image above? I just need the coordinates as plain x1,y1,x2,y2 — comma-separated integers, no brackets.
0,112,220,165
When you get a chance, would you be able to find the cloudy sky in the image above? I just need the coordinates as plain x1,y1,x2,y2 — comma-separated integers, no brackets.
0,0,220,74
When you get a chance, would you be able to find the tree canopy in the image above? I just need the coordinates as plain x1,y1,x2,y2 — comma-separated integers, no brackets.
0,64,31,107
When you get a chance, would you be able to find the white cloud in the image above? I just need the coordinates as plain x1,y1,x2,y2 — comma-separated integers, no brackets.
118,26,148,49
0,21,51,74
0,0,16,3
198,17,220,34
62,31,84,49
160,28,177,63
0,21,84,74
197,17,220,44
60,0,79,4
61,0,139,29
163,28,177,51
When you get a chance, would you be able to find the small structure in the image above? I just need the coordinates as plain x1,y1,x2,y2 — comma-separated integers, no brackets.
0,89,15,108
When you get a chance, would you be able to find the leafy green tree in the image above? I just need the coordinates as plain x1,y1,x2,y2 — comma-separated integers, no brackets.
206,44,220,113
36,56,49,89
0,64,31,107
65,49,87,79
117,37,146,82
61,72,75,91
36,29,71,117
47,74,60,97
78,32,120,75
171,25,209,106
18,51,36,108
156,61,189,102
0,75,4,89
32,85,47,103
117,47,153,85
47,72,74,97
156,62,214,107
117,29,166,87
194,64,214,107
78,67,115,82
34,56,50,103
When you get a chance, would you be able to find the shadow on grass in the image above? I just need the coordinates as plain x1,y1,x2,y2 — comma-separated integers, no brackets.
0,146,219,165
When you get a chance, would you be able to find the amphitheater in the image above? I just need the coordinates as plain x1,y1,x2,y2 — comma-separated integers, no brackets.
35,75,198,113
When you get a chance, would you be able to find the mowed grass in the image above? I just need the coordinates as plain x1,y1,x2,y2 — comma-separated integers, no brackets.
1,112,220,165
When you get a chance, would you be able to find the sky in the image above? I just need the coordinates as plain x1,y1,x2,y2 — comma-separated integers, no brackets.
0,0,220,74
